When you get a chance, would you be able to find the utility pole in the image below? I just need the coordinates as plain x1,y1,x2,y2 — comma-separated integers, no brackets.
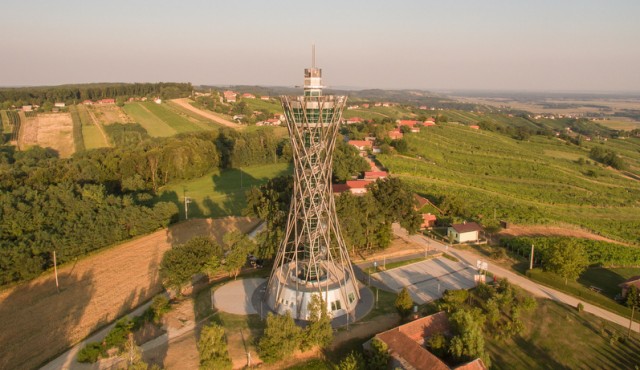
184,192,192,220
629,305,636,339
529,244,535,270
53,250,59,293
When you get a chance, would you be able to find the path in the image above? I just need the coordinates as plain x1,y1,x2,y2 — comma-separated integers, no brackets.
392,224,640,333
170,98,242,129
85,106,111,147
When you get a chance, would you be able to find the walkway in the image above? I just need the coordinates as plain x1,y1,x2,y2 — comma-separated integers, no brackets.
392,224,640,333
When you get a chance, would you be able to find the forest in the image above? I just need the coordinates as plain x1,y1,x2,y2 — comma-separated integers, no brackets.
0,82,192,108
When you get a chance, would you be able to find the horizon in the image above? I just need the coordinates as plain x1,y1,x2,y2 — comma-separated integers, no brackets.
1,0,639,92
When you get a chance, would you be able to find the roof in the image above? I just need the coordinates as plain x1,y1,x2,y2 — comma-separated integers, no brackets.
377,329,450,370
414,194,429,209
397,311,449,343
365,171,388,178
398,120,420,127
422,213,437,222
348,140,373,148
454,359,488,370
450,222,482,234
346,180,369,189
619,276,640,288
332,184,350,193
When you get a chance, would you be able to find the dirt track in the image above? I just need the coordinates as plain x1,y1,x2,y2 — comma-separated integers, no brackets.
0,217,258,370
170,98,243,129
498,224,627,245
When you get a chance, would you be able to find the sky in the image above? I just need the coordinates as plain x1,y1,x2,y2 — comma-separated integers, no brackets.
1,0,639,92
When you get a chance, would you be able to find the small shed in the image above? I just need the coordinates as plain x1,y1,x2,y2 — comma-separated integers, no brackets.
448,222,482,243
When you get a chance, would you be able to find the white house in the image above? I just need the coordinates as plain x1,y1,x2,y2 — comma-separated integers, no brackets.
448,222,482,243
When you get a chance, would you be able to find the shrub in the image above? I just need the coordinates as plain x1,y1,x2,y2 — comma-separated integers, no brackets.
104,317,134,350
577,302,584,313
395,287,414,319
150,295,171,322
77,341,103,363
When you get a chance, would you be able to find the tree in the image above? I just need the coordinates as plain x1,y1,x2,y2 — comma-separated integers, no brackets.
439,289,469,313
198,323,232,370
546,240,589,284
395,287,414,319
333,140,370,182
369,177,422,234
259,312,302,363
426,332,448,358
120,334,147,370
159,236,219,291
337,350,366,370
302,294,334,349
627,285,640,309
367,337,389,370
222,231,254,279
448,308,489,366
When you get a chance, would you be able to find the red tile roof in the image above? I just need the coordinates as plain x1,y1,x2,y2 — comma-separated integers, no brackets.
377,330,449,370
454,359,488,370
364,171,388,179
398,120,420,127
346,180,369,188
348,140,373,148
469,125,480,129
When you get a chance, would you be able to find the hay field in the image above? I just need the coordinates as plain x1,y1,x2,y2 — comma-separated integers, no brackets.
91,104,133,125
0,217,259,370
18,112,75,157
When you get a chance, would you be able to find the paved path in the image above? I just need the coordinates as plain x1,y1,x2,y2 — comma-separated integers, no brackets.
170,98,242,129
392,224,640,333
213,278,265,315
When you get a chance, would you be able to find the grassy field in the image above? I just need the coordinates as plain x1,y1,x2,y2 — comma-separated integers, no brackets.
156,162,292,219
165,100,221,130
487,298,640,369
74,105,110,149
592,119,640,131
379,124,640,244
123,102,177,137
141,102,205,133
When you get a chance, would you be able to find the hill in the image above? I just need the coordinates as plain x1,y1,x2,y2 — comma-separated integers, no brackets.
378,124,640,244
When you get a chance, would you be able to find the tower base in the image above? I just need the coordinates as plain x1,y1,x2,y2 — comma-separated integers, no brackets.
266,261,359,320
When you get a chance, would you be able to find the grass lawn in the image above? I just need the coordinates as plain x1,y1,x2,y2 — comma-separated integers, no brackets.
363,257,426,274
156,162,292,219
82,124,108,149
165,100,221,130
123,102,177,137
142,102,204,133
487,298,640,369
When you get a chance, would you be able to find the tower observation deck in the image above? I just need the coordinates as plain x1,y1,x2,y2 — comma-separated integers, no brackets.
265,51,360,320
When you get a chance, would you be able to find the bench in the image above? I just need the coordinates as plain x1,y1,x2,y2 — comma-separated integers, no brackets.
589,286,603,294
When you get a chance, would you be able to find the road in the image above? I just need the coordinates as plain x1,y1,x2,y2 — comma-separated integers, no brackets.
392,224,640,333
170,98,243,129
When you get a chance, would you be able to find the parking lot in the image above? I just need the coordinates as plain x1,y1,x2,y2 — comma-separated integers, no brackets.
372,257,479,304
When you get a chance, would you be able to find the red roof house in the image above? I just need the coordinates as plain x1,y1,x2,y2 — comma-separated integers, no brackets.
332,180,369,195
348,140,373,151
421,213,437,229
388,129,404,140
364,171,388,181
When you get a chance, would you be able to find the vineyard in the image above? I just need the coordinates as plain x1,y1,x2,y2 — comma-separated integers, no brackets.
378,124,640,244
5,110,21,141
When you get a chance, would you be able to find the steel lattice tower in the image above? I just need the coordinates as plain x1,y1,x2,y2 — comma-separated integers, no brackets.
265,50,360,320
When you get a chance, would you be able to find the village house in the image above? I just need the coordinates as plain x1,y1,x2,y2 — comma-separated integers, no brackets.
345,117,364,124
54,102,66,108
365,312,487,370
448,222,483,243
22,105,33,112
154,98,162,104
97,98,115,104
388,129,404,140
421,213,437,229
469,125,480,130
348,140,373,151
223,90,237,103
619,276,640,298
242,93,256,99
332,180,369,195
260,95,270,101
82,100,94,105
364,171,388,181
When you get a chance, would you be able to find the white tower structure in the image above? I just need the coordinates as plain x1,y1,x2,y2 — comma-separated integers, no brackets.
265,48,360,320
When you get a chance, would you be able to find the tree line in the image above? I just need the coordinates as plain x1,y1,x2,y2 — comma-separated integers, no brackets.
0,82,192,108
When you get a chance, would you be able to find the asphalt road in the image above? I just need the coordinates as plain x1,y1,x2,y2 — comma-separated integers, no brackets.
392,224,640,333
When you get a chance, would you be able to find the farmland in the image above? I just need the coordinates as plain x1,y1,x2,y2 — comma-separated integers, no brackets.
379,124,640,244
17,112,75,157
0,217,259,370
123,103,177,137
156,162,292,219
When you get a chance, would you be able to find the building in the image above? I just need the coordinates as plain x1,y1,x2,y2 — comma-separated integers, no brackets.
242,93,256,99
364,171,388,181
345,117,364,124
365,312,487,370
421,213,437,229
619,276,640,298
397,119,420,128
82,100,94,105
388,129,404,140
97,98,115,104
260,95,270,101
332,180,369,195
22,105,33,112
469,125,480,130
448,222,483,243
223,90,237,103
266,52,360,321
348,140,373,151
154,98,162,104
54,102,66,108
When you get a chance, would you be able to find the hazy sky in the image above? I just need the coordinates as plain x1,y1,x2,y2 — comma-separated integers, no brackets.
1,0,638,91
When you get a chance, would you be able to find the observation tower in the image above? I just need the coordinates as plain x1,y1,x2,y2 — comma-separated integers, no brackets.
265,50,360,320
